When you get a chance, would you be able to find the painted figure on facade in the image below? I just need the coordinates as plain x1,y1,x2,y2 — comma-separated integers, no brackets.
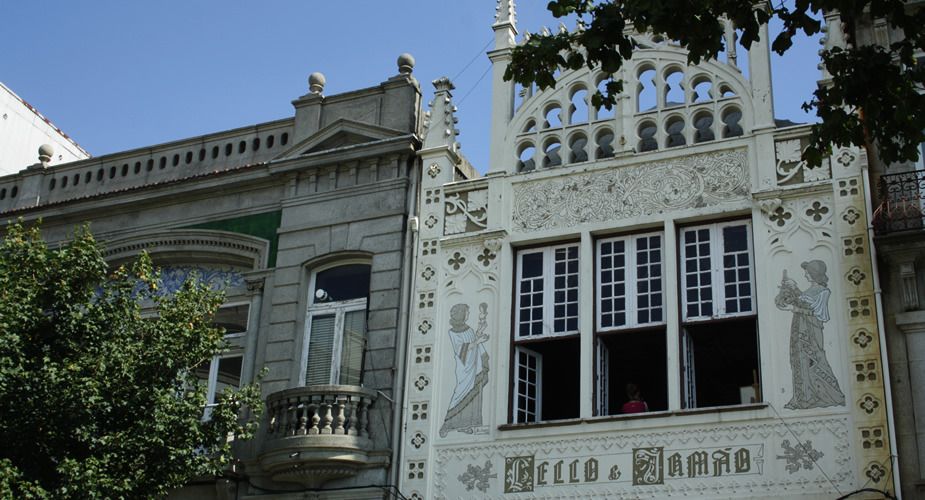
775,260,845,409
440,302,490,437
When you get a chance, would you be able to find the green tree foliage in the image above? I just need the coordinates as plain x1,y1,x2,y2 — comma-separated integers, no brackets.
505,0,925,166
0,223,263,499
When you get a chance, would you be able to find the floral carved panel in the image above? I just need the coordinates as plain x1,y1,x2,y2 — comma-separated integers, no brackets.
512,150,749,232
444,189,488,235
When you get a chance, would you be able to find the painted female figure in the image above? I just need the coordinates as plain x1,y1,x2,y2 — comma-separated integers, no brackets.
774,260,845,409
440,302,490,437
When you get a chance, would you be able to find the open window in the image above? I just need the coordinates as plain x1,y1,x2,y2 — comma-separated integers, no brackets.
679,222,759,408
303,263,371,386
194,353,243,419
595,232,667,415
512,244,580,423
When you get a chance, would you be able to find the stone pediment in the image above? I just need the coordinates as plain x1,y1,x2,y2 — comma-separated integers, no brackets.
276,119,406,159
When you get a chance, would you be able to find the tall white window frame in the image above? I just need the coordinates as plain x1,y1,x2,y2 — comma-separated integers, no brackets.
512,243,580,423
596,231,665,331
680,221,755,322
302,298,368,385
300,261,371,387
514,243,580,339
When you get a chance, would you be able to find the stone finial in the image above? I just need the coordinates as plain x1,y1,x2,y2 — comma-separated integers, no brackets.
494,0,516,27
397,53,415,75
308,72,326,95
432,76,455,93
38,144,54,167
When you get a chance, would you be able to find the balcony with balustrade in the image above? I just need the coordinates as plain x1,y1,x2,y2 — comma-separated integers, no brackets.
257,385,385,488
873,169,925,235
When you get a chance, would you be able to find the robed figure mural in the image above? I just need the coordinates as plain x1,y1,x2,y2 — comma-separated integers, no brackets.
440,302,490,437
774,260,846,409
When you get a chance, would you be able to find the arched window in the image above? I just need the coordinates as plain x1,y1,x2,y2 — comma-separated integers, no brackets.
517,144,536,172
596,129,615,159
543,105,562,129
569,134,588,163
722,107,744,138
543,139,562,168
638,121,658,152
664,68,685,107
303,263,371,386
569,87,589,124
694,112,715,143
665,117,686,148
637,67,657,112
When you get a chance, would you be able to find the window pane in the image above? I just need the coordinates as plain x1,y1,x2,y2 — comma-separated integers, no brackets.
214,356,243,404
635,235,663,326
518,251,545,338
522,252,543,278
306,315,336,385
339,310,367,385
553,246,579,333
721,224,753,314
683,229,713,319
598,238,627,328
213,304,249,334
314,264,371,303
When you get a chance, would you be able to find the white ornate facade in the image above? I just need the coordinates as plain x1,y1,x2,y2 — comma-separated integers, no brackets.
398,2,896,498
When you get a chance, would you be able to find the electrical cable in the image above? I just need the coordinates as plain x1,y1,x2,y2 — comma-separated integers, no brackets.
457,64,494,106
452,37,494,83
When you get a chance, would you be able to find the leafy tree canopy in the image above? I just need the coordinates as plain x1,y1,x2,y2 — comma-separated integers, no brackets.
0,223,262,499
504,0,925,166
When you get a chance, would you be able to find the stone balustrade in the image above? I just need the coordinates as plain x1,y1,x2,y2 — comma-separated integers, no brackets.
265,385,375,439
259,385,386,488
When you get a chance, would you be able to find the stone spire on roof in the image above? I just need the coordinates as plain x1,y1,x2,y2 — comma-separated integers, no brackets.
494,0,515,28
493,0,518,50
421,77,460,154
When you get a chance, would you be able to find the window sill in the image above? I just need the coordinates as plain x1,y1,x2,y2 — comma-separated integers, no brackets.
499,402,769,431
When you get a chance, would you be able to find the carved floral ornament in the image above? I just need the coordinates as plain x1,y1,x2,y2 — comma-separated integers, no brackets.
445,189,488,235
512,150,749,232
775,139,831,185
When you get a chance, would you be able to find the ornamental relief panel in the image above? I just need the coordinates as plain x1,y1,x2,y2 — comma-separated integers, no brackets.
442,238,502,292
775,138,832,186
444,188,488,235
432,417,851,498
512,150,749,232
758,196,835,256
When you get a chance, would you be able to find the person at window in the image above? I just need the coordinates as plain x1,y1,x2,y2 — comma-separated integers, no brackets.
440,302,490,437
775,260,846,409
621,383,648,414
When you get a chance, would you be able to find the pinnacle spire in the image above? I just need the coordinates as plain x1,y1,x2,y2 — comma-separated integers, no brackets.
421,77,461,153
493,0,516,28
493,0,518,49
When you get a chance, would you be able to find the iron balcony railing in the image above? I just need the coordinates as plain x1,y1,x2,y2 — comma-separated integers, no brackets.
874,169,925,235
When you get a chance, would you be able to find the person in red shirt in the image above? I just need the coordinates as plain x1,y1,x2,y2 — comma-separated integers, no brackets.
621,383,648,414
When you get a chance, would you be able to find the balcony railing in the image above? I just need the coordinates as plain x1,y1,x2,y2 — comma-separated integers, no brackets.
874,169,925,235
258,385,385,488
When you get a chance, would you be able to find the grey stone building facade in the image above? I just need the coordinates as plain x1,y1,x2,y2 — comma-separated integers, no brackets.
1,58,427,499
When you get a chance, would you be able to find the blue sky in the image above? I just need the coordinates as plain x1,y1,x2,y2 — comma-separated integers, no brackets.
2,1,820,172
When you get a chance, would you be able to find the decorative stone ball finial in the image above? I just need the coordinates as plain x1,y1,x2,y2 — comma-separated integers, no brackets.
308,72,326,95
38,144,54,166
397,53,415,75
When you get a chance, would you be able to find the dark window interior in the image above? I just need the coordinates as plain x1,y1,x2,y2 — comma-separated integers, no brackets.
314,264,371,302
599,329,667,414
213,304,249,334
529,336,580,421
683,318,759,408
